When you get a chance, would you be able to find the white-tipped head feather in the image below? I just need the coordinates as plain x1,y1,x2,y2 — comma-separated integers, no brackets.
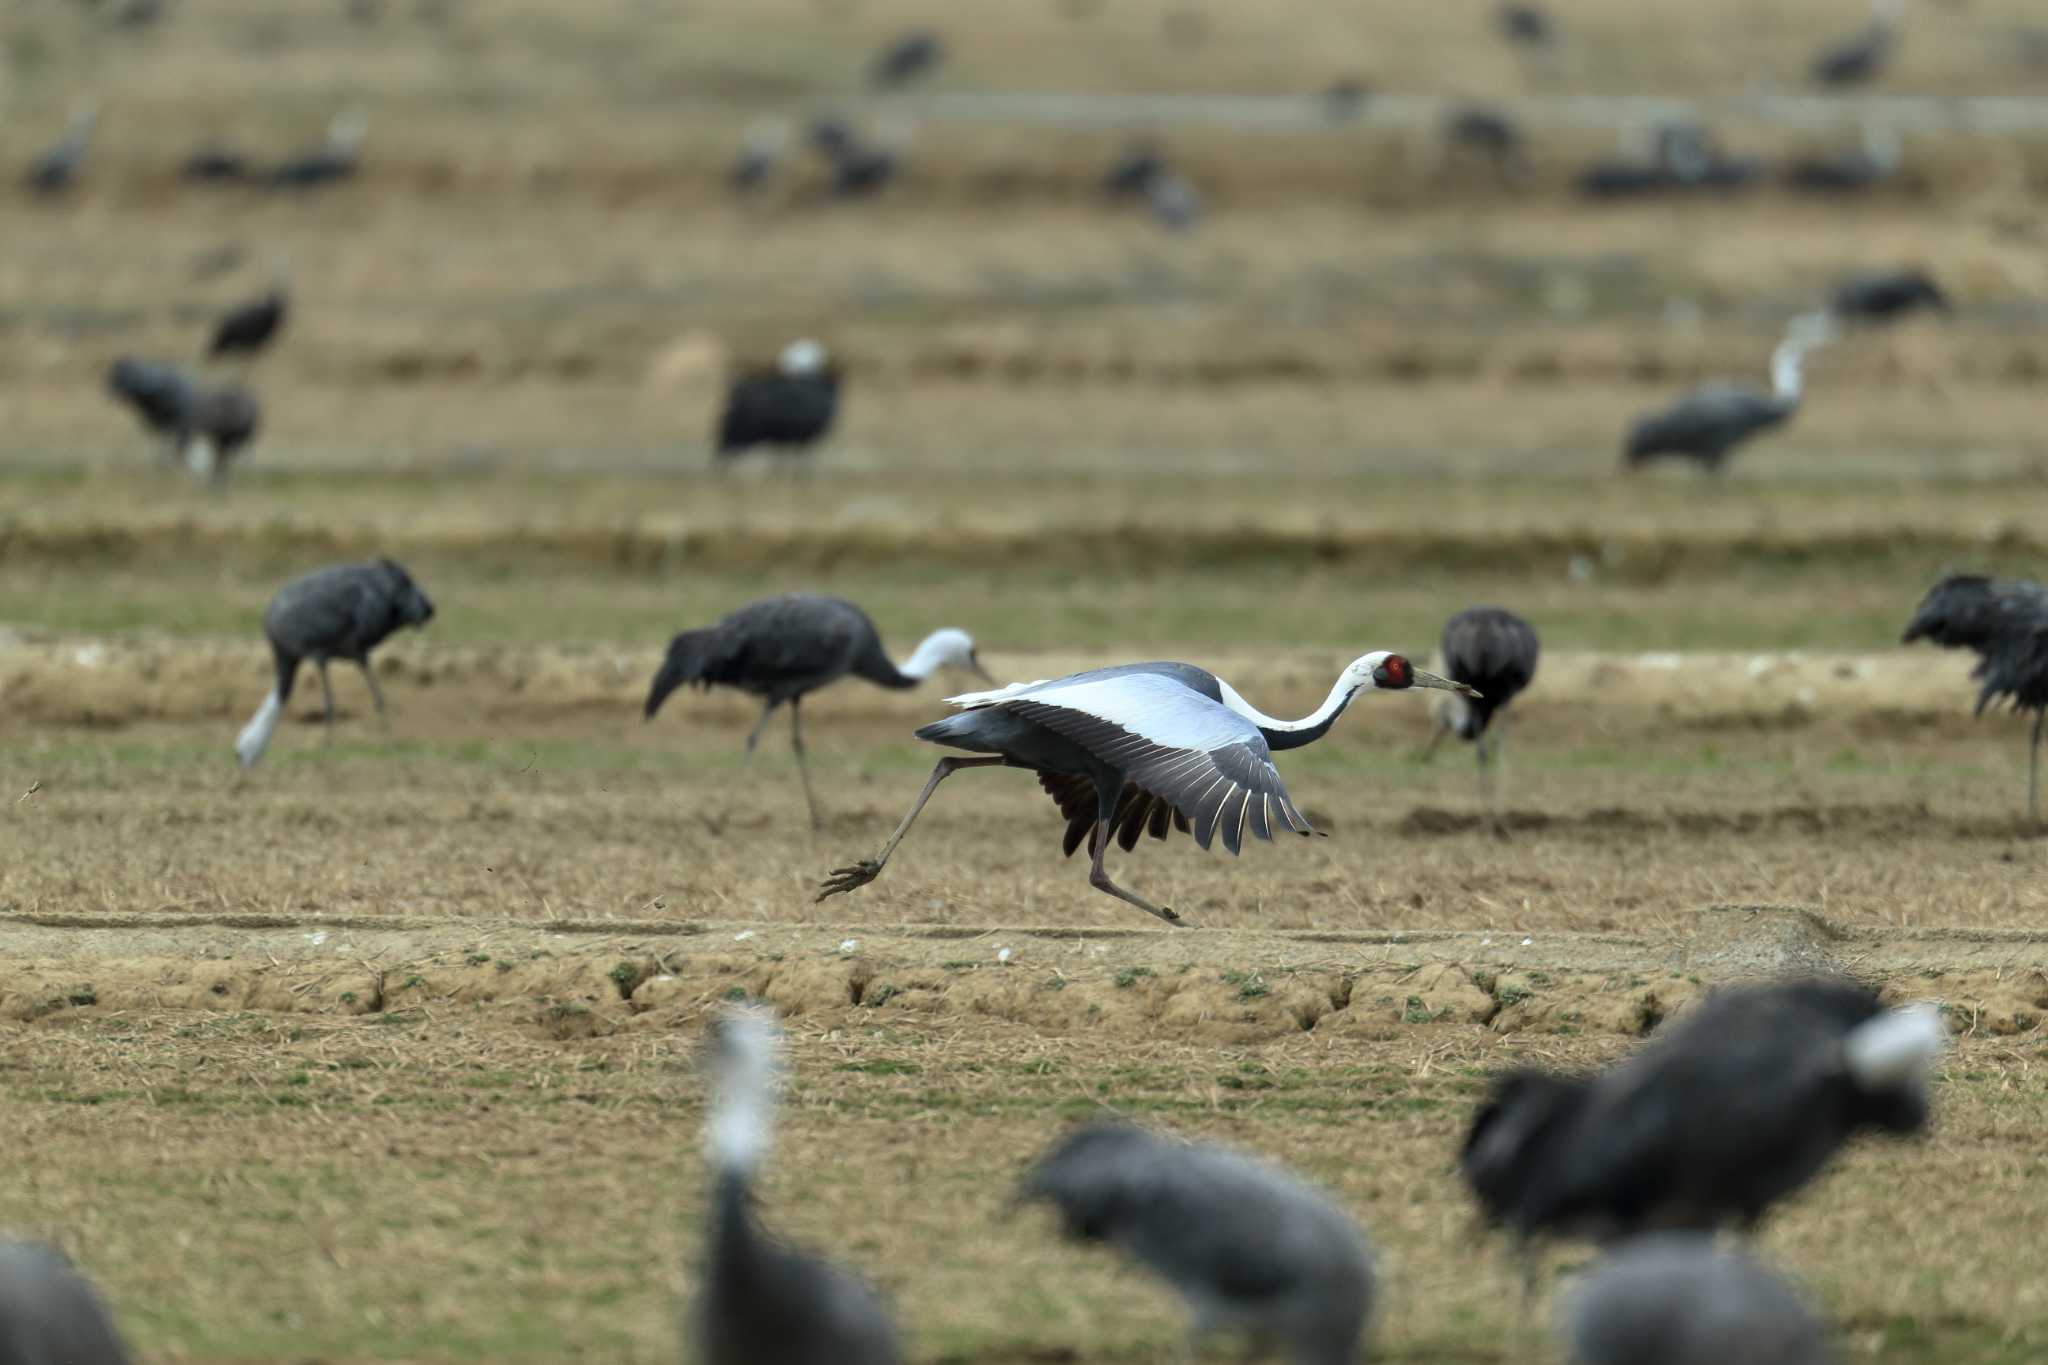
235,689,282,768
707,1004,781,1175
1844,1003,1945,1091
778,338,827,376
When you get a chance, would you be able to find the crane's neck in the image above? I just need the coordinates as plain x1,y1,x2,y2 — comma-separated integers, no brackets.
1770,337,1814,404
884,630,956,689
1217,676,1361,752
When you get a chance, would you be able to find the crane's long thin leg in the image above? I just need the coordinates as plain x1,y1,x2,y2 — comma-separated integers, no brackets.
789,697,823,831
317,660,337,745
1085,785,1184,926
741,700,777,765
1420,722,1450,764
816,757,1007,900
1490,713,1511,838
357,660,389,726
2030,709,2043,828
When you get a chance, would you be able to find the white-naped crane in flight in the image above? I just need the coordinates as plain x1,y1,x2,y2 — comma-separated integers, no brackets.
817,653,1477,924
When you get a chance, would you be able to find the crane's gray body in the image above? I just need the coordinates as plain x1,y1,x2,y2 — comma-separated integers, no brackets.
1624,382,1792,470
646,595,914,716
1831,269,1946,324
1438,607,1539,741
210,289,289,358
696,1176,900,1365
0,1241,132,1365
105,357,261,483
1018,1122,1376,1365
1559,1233,1835,1365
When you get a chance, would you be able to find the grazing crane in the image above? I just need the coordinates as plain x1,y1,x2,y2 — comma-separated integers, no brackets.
209,286,288,359
870,30,942,88
1016,1122,1377,1365
1462,978,1942,1265
234,559,436,768
1558,1233,1835,1365
267,110,368,190
104,357,261,486
1785,125,1900,194
0,1241,132,1365
1829,268,1947,324
1577,121,1761,200
1423,607,1539,827
713,341,841,467
729,121,788,193
1902,574,2048,822
1442,106,1529,184
1811,0,1902,86
26,105,97,196
816,652,1475,924
1497,3,1555,47
644,595,990,829
694,1007,900,1365
1623,312,1837,473
181,143,252,184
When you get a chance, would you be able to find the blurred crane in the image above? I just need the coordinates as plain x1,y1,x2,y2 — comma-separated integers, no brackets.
234,560,436,767
693,1007,900,1365
1560,1233,1836,1365
871,30,942,88
1497,3,1555,48
1424,607,1540,829
1829,268,1947,325
1017,1121,1377,1365
267,110,368,190
26,105,97,196
713,340,841,466
1811,0,1903,86
209,286,289,359
104,357,261,486
817,653,1474,924
1786,125,1900,194
1623,312,1837,472
1902,574,2048,821
644,594,990,828
0,1241,132,1365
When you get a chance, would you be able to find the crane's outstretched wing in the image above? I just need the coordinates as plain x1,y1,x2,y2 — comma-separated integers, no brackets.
979,672,1314,855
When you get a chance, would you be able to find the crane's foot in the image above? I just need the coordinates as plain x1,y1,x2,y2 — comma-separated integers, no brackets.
816,858,883,901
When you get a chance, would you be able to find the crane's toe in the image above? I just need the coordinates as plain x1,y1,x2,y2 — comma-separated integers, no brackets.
815,858,883,901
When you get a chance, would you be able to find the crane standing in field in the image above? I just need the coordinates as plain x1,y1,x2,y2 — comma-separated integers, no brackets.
26,105,97,196
714,341,841,467
1623,312,1837,473
1016,1122,1377,1365
1559,1233,1836,1365
644,595,991,829
693,1007,900,1365
104,357,262,486
816,652,1476,924
1829,267,1947,325
209,286,289,359
1424,607,1540,828
1811,0,1902,86
1902,573,2048,822
0,1242,133,1365
235,560,437,768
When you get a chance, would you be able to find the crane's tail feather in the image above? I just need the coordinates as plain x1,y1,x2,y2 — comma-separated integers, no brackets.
1844,1003,1945,1091
235,689,283,768
707,1005,780,1176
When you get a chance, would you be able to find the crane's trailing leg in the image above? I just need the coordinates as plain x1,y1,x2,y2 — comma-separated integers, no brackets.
317,660,338,744
816,756,1008,900
358,660,390,728
789,697,823,831
741,700,777,765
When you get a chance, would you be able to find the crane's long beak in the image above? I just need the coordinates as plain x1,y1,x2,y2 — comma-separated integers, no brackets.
1412,668,1482,699
967,655,996,686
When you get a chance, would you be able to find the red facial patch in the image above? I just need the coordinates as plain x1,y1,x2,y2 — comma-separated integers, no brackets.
1373,654,1413,689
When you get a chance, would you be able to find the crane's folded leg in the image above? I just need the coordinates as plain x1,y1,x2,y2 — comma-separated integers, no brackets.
816,756,1007,900
789,697,823,831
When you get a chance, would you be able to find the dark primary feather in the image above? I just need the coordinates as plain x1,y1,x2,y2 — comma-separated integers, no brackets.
715,370,840,458
1561,1233,1836,1365
209,289,288,357
1440,606,1539,739
0,1242,132,1365
1830,269,1947,323
263,559,435,700
1018,1122,1375,1365
1902,575,2048,713
645,595,906,719
1624,383,1792,469
1463,979,1934,1243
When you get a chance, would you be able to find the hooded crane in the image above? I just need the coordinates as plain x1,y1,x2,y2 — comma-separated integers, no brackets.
266,110,367,190
1461,979,1943,1262
1423,607,1539,827
235,560,436,768
0,1241,133,1365
1829,268,1947,325
816,652,1476,925
1902,574,2048,822
693,1006,900,1365
209,286,288,359
1786,124,1900,195
1811,0,1902,86
870,30,942,88
1558,1233,1836,1365
104,357,261,486
644,594,990,829
1623,312,1837,473
1497,3,1555,48
26,105,97,196
714,341,841,466
1016,1122,1377,1365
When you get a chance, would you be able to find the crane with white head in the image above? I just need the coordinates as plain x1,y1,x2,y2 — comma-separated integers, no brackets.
817,652,1476,924
1623,312,1837,473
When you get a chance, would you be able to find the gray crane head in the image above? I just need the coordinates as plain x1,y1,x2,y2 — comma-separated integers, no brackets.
376,558,436,626
1345,651,1480,700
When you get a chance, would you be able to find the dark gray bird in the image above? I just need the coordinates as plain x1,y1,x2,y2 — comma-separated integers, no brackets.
1623,312,1836,472
1811,0,1902,85
1785,125,1900,194
1016,1122,1376,1365
104,356,261,485
728,122,789,193
266,111,367,190
208,287,288,358
1902,574,2048,821
1497,3,1555,47
714,340,841,465
0,1241,132,1365
1424,607,1539,826
644,594,989,828
870,30,942,88
825,141,902,198
234,559,436,767
1145,171,1203,232
1579,122,1763,199
694,1007,900,1365
1443,106,1528,183
817,653,1474,924
807,115,858,160
1318,78,1369,123
26,106,97,196
181,143,251,184
1102,143,1167,197
1462,978,1943,1255
1829,268,1948,324
1558,1233,1836,1365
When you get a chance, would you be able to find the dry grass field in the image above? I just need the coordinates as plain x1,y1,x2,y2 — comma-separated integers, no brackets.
4,2,2048,1363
